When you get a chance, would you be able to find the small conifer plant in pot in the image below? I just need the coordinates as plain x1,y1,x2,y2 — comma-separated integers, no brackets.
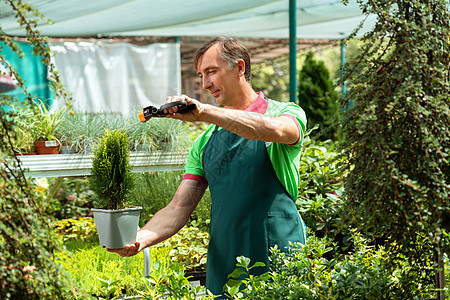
88,129,142,249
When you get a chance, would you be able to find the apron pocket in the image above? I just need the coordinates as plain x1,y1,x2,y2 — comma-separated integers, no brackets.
266,212,304,251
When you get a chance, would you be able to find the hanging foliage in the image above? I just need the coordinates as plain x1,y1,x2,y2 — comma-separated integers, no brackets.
339,0,449,295
0,0,75,298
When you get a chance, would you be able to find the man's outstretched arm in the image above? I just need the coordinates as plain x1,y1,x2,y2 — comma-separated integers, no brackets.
107,179,207,257
164,95,300,145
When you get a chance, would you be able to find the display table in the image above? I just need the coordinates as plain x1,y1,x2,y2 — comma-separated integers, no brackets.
17,151,188,178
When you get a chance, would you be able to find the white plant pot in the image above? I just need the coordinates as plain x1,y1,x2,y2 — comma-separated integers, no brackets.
91,206,142,249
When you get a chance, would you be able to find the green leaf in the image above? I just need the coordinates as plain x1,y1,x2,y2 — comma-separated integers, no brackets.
228,268,246,279
236,256,251,268
226,278,243,288
250,261,266,269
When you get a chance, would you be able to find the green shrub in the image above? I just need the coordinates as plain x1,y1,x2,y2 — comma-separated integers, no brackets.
1,2,76,296
339,0,450,292
0,174,77,299
87,129,136,210
156,226,209,272
297,132,349,246
225,231,436,299
53,218,97,242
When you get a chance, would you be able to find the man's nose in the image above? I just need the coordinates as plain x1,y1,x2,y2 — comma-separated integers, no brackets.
202,77,211,90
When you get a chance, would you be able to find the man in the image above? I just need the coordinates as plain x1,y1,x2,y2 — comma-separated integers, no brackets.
108,37,307,296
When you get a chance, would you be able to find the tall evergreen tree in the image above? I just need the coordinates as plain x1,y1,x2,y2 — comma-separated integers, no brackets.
298,52,339,141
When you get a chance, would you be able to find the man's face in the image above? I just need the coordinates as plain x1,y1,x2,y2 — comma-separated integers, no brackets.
196,44,240,106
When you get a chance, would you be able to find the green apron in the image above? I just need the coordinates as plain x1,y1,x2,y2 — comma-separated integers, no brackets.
202,126,306,296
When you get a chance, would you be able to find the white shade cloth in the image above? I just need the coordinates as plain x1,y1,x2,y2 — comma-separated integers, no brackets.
49,42,181,115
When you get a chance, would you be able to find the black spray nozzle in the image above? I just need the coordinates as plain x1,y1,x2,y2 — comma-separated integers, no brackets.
138,100,197,122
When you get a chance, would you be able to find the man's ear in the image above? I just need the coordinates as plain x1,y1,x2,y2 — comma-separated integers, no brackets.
236,59,245,77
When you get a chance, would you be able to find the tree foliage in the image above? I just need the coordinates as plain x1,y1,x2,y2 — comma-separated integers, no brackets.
251,56,290,102
339,0,450,291
299,52,340,141
88,129,135,210
0,0,75,298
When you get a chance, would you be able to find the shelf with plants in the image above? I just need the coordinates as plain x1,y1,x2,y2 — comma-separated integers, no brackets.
16,108,193,177
56,111,192,154
12,97,194,156
17,150,188,178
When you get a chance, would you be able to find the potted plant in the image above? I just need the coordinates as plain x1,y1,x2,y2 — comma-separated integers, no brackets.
145,118,191,152
31,100,66,154
10,107,36,155
57,113,132,154
88,129,142,249
56,113,106,154
12,126,36,155
126,118,156,152
124,106,191,153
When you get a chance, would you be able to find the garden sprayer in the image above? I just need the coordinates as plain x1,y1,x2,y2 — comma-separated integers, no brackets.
120,100,197,131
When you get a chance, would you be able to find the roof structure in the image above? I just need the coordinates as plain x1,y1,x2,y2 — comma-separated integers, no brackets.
1,0,377,72
1,0,376,39
2,1,449,67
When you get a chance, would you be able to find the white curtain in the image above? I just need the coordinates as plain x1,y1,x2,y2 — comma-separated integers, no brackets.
49,41,181,115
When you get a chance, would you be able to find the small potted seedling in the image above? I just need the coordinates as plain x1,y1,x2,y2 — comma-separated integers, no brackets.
88,129,142,248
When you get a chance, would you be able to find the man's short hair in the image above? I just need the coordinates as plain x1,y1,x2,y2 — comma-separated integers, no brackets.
194,37,251,82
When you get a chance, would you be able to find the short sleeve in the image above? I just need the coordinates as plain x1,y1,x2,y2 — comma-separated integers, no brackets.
184,124,216,180
267,101,307,147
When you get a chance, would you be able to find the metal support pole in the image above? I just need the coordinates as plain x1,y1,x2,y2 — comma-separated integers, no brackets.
47,177,63,201
340,41,347,95
140,225,151,278
143,247,151,277
289,0,297,103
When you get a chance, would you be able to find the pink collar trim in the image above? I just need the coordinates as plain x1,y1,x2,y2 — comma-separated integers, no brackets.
244,92,268,114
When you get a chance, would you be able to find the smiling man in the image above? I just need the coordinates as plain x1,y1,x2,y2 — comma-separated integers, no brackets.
108,37,307,297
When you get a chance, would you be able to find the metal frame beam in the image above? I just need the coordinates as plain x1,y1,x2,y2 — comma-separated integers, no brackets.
289,0,297,103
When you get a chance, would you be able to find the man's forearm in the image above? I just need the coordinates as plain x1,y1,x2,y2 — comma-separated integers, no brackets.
137,206,189,248
137,179,206,249
200,105,299,145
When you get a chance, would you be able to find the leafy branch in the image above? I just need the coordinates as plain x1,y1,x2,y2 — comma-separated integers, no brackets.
0,0,76,298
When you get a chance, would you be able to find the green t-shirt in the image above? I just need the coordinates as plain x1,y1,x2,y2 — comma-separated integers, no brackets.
184,92,306,199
